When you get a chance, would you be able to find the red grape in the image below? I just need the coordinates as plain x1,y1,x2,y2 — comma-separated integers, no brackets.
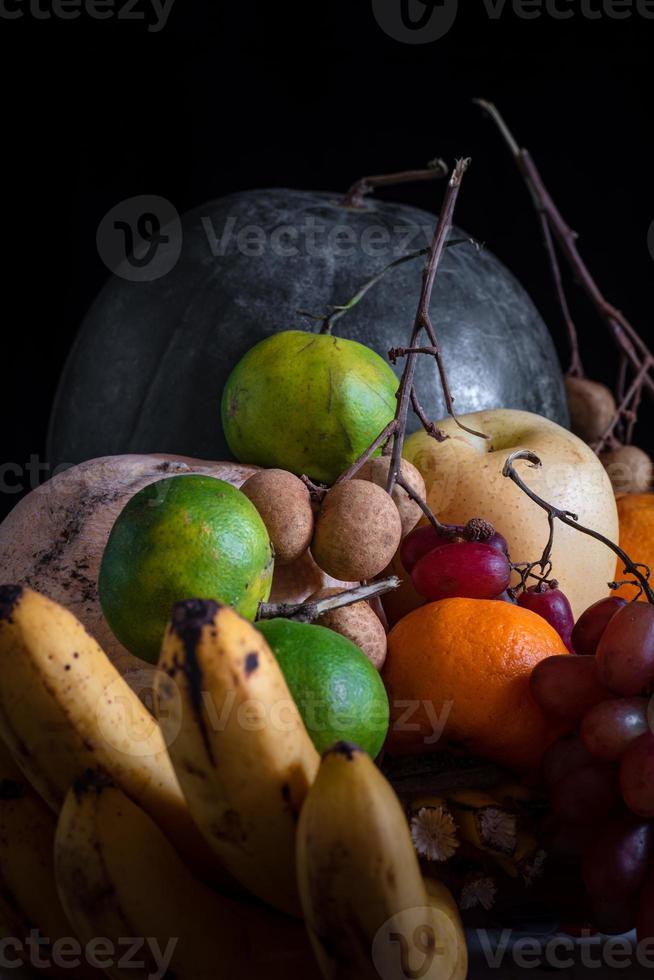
596,602,654,696
400,523,508,574
582,813,652,901
410,541,511,602
542,734,595,788
580,697,649,761
620,733,654,817
550,763,621,824
591,897,638,936
530,655,612,721
572,596,627,657
518,584,575,652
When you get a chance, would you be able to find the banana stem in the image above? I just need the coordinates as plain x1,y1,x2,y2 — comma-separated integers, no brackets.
257,576,400,622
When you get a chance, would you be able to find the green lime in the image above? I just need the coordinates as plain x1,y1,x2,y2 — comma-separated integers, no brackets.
256,618,389,757
99,474,273,663
221,330,398,484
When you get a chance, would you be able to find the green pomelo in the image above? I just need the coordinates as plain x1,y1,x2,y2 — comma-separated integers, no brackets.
99,474,273,663
256,618,389,757
221,330,398,484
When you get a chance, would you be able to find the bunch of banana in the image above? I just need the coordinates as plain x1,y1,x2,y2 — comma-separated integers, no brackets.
55,773,319,980
0,584,224,884
296,742,467,980
0,739,92,977
0,583,469,980
155,598,319,917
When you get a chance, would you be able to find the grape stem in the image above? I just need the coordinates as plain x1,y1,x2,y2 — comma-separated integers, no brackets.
340,158,449,210
256,576,401,622
502,450,654,605
475,98,654,451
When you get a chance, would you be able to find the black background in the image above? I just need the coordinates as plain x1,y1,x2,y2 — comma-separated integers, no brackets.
2,0,653,520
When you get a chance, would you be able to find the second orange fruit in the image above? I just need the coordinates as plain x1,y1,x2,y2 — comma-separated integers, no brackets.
613,493,654,601
383,598,569,773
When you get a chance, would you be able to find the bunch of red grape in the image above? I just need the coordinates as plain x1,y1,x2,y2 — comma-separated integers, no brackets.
532,595,654,937
400,523,576,650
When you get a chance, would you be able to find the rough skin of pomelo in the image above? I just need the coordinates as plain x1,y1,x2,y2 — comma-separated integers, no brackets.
221,330,399,484
99,474,273,663
256,618,389,757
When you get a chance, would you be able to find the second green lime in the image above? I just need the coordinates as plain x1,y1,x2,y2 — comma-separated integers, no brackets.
256,618,389,757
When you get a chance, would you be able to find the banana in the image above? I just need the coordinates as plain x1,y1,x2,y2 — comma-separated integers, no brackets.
296,742,466,980
54,774,320,980
0,739,90,977
155,599,319,916
0,585,225,883
424,879,468,980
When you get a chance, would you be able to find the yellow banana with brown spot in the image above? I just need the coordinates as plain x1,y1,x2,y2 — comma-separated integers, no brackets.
54,774,320,980
0,585,224,883
296,742,466,980
155,599,320,917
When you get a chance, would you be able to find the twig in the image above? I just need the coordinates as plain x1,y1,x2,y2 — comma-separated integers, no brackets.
257,576,401,622
332,420,399,485
394,474,452,534
539,213,584,377
386,158,478,498
410,388,448,442
298,238,478,336
502,450,654,604
341,159,449,210
594,360,651,453
475,99,654,438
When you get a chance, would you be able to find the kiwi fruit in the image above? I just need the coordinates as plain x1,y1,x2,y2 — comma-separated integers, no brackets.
312,480,402,582
240,468,314,564
356,457,426,536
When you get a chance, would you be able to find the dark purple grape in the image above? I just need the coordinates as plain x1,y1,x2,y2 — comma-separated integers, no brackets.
580,697,649,761
530,655,612,721
550,763,621,825
596,602,654,696
582,813,652,902
410,542,511,602
542,735,595,788
518,584,575,652
572,596,627,657
620,733,654,817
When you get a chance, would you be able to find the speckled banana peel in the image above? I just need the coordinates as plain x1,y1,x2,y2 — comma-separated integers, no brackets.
424,878,468,980
296,742,466,980
55,775,320,980
155,599,320,918
0,585,224,883
0,738,80,966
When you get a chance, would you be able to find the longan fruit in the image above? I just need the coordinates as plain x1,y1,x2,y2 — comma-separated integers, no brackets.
356,457,426,536
312,480,402,582
240,468,314,564
309,587,387,670
600,445,654,495
565,377,616,444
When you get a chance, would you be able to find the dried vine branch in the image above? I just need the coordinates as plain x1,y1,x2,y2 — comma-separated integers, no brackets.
341,159,449,209
503,450,654,604
257,576,401,622
475,99,654,450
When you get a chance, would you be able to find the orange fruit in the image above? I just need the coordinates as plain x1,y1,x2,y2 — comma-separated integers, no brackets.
382,598,569,773
613,494,654,601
